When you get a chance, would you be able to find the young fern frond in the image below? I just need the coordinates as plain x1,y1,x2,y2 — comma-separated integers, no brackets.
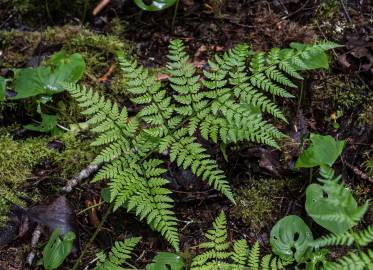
191,212,289,270
322,249,373,270
191,211,231,269
94,237,141,270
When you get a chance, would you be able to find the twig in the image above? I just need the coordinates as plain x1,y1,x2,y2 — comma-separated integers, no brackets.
61,163,101,193
93,0,110,16
26,224,43,266
345,162,373,183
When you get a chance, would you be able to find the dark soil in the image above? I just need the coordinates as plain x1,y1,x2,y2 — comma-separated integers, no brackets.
0,0,372,269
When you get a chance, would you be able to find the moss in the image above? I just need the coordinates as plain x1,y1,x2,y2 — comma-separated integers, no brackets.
231,178,299,232
53,131,97,179
312,74,373,126
0,135,53,221
0,129,96,221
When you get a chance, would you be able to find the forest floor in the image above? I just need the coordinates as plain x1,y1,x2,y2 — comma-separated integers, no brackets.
0,0,372,269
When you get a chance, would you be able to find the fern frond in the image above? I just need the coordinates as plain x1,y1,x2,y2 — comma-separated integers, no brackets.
322,249,373,270
119,56,173,137
167,39,205,117
311,225,373,248
231,239,249,268
191,211,231,269
94,237,141,270
260,254,292,270
63,83,135,164
248,241,260,270
111,159,179,250
166,129,234,202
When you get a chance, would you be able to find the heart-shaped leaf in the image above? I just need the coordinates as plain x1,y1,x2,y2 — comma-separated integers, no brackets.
295,134,345,168
43,228,76,270
134,0,178,11
270,215,313,262
146,252,184,270
12,51,85,99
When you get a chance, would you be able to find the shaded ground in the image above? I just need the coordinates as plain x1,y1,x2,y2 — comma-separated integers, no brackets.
0,0,372,269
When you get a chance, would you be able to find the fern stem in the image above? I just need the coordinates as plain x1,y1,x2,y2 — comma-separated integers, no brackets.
71,204,113,270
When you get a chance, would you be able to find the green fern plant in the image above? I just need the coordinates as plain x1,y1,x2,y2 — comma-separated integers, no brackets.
94,237,141,270
191,211,292,270
269,134,372,269
64,39,338,250
322,250,373,270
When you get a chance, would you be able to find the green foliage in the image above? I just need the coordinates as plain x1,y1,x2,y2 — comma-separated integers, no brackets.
191,211,290,270
232,178,299,232
0,135,53,222
146,252,185,270
94,237,141,270
0,76,6,101
42,228,76,270
295,134,346,168
322,250,373,270
305,165,369,234
269,135,372,268
362,156,373,177
311,225,373,249
270,215,313,262
65,39,337,250
11,50,85,100
24,113,58,133
134,0,178,11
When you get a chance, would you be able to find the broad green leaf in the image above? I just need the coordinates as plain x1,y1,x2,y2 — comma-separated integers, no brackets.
24,113,58,133
305,167,369,234
295,133,345,168
134,0,177,11
146,252,184,270
270,215,313,262
43,228,76,270
0,76,6,101
12,51,85,99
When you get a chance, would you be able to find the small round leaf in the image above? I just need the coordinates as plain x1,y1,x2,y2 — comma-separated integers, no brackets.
270,215,313,262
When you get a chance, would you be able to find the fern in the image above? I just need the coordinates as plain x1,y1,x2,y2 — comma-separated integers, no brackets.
311,225,373,248
94,237,141,270
191,211,290,270
64,39,337,251
63,83,180,251
305,165,369,235
322,249,373,270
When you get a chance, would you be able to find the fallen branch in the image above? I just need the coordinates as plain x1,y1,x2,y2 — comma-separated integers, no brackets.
345,162,373,184
61,163,101,193
26,224,42,266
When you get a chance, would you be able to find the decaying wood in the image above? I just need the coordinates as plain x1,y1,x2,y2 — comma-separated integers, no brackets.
26,224,42,266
